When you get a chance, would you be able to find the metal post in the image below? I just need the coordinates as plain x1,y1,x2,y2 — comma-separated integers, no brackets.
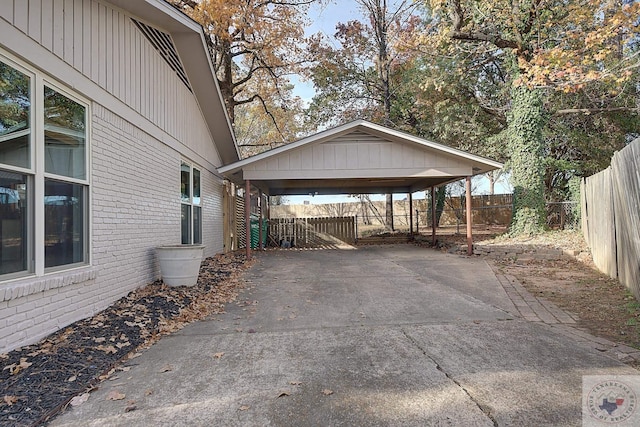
245,180,251,259
466,176,473,255
415,209,419,234
431,186,436,246
408,193,413,236
258,190,264,250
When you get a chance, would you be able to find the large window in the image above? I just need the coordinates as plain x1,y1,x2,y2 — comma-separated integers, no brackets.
1,53,88,280
181,161,201,244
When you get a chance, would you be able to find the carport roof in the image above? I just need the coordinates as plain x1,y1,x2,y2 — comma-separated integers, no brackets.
219,120,502,195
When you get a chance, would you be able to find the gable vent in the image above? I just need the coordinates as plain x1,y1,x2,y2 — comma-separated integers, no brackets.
131,18,192,92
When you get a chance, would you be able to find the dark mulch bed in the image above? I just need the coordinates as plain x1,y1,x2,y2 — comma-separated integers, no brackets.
1,252,252,427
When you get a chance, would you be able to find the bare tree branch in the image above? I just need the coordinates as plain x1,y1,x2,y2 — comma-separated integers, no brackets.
448,0,519,50
554,107,639,115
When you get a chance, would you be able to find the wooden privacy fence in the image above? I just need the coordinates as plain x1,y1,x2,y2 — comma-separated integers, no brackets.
582,138,640,300
269,217,357,247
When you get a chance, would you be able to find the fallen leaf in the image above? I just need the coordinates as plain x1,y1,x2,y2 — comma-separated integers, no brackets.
125,400,137,412
289,381,302,386
3,358,33,375
145,389,154,396
67,375,77,382
213,352,225,359
118,366,131,372
277,391,291,398
94,337,106,343
106,390,126,401
69,393,90,407
321,389,334,396
160,364,173,373
98,372,111,381
239,405,250,411
97,345,118,354
3,395,18,406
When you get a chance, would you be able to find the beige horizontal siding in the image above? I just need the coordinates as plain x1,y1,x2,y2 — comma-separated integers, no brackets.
0,0,220,166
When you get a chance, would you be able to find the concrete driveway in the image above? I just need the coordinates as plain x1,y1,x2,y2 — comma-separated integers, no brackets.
52,245,638,426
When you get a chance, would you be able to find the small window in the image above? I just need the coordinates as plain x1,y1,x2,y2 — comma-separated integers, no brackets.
180,162,202,244
44,86,86,180
0,61,31,169
0,170,29,275
44,179,86,268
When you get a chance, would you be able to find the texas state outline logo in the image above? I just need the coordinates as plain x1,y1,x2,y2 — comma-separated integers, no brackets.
584,376,640,426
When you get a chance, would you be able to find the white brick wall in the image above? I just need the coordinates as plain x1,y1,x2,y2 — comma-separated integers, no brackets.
0,105,226,353
202,166,225,257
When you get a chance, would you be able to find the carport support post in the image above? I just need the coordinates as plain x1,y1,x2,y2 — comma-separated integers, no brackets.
258,190,264,250
466,176,473,255
431,186,436,246
245,180,251,260
408,193,413,237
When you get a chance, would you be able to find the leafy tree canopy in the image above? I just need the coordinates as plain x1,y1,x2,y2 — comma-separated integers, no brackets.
167,0,316,155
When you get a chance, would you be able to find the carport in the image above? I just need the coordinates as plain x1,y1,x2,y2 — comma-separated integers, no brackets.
218,120,502,257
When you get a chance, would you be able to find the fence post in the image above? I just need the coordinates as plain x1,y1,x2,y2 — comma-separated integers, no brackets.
355,215,359,243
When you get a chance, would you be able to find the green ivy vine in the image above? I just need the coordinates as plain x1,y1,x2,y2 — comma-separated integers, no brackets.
508,84,547,236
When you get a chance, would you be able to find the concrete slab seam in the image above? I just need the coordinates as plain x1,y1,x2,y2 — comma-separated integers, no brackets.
400,328,499,427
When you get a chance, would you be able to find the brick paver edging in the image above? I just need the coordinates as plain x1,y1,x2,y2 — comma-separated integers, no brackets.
491,266,640,365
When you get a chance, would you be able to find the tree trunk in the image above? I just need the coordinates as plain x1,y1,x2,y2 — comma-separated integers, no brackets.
435,186,446,227
366,0,395,231
488,171,496,195
508,84,546,235
218,38,236,123
385,193,394,231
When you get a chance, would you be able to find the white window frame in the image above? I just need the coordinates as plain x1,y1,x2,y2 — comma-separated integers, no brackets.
1,50,90,282
180,160,202,245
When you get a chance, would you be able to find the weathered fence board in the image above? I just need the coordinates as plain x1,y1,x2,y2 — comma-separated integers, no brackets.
611,141,640,299
236,196,246,250
269,217,356,247
271,194,574,230
583,138,640,299
583,168,617,279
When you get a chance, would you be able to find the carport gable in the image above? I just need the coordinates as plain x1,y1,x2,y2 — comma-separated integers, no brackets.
218,120,502,196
